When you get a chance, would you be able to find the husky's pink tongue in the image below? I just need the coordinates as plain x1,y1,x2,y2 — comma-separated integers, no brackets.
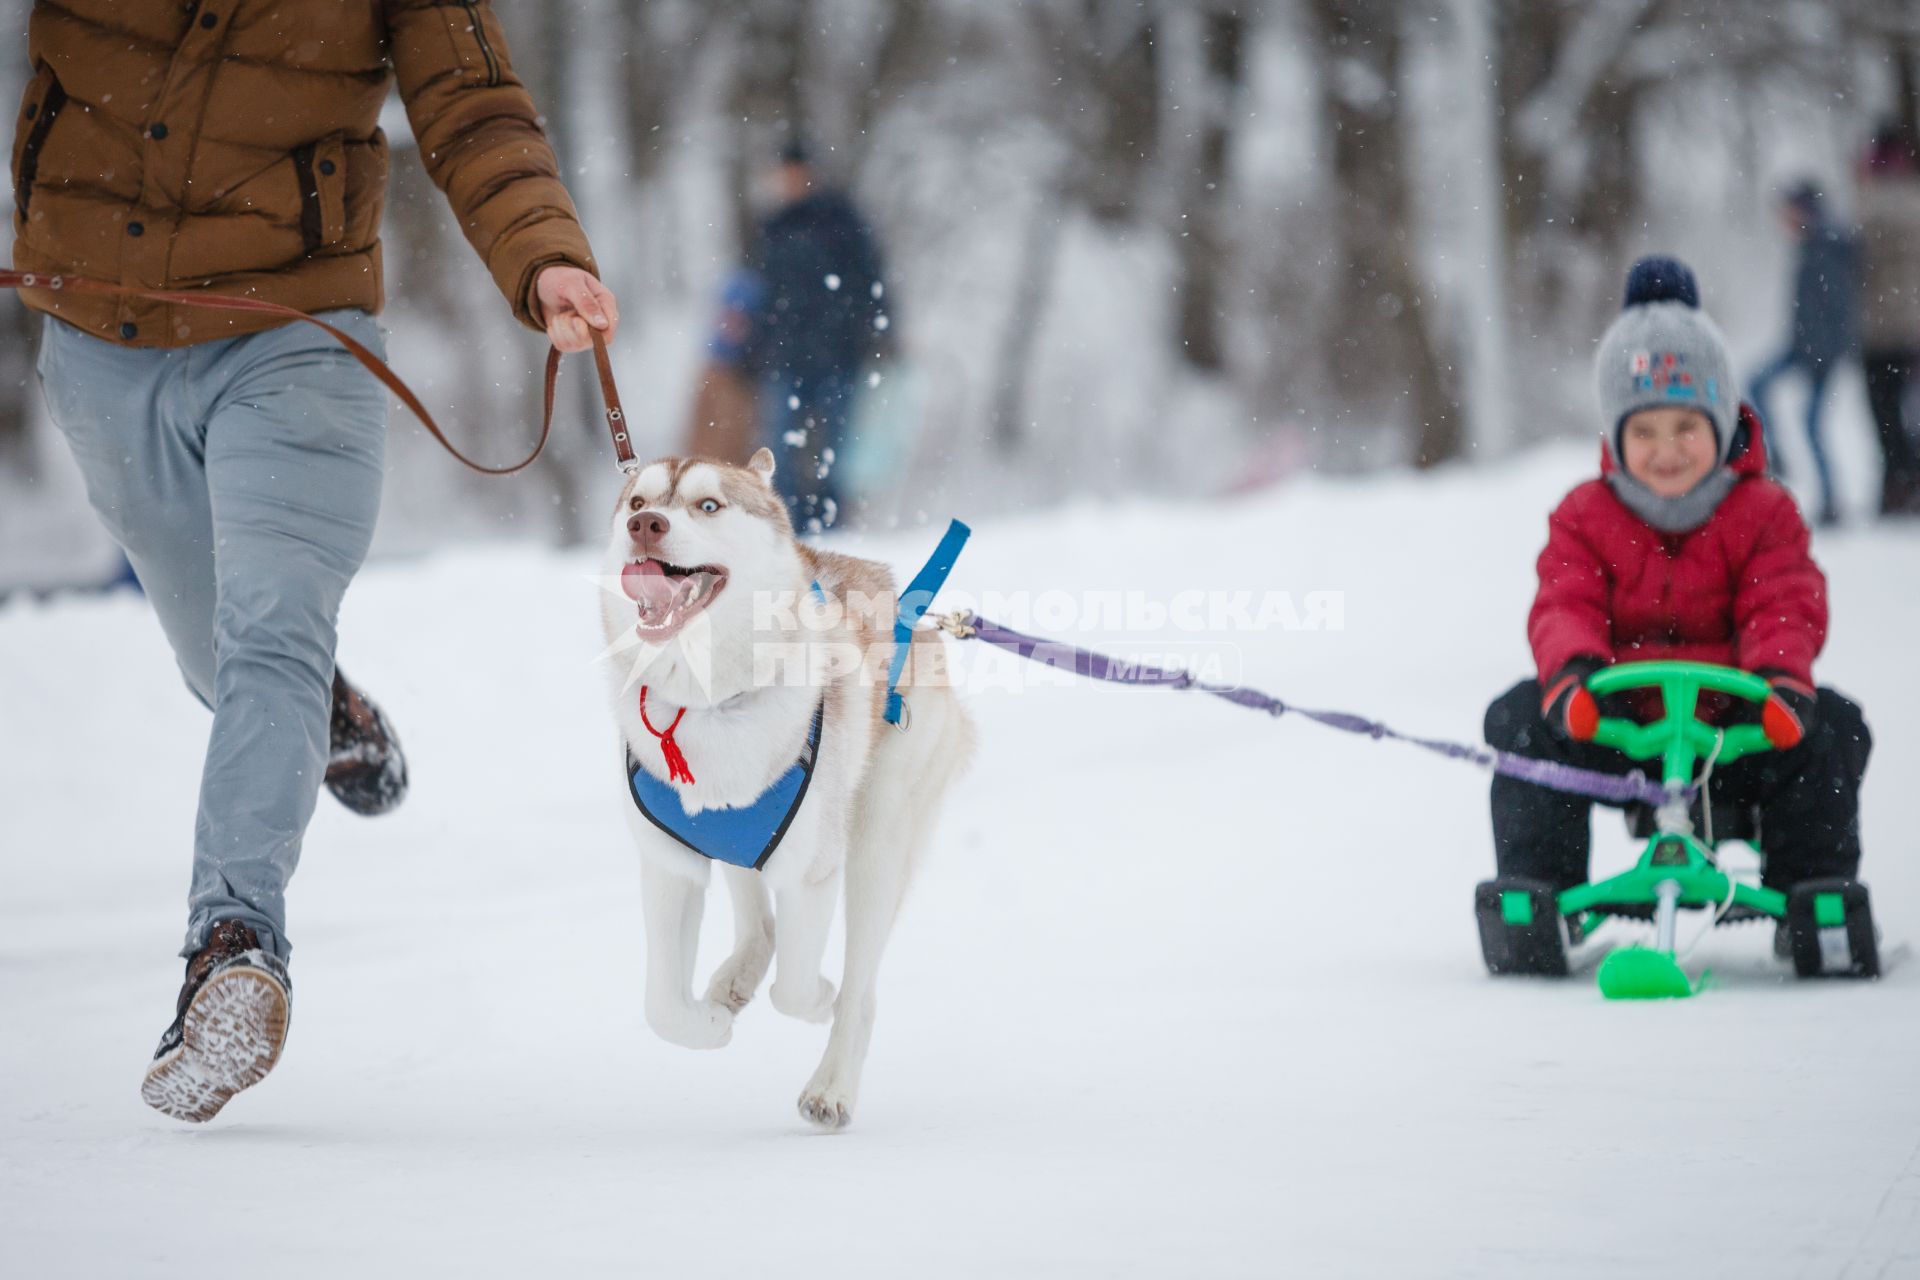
621,559,678,618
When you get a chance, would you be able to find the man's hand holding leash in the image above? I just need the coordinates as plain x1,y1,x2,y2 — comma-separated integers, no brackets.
537,264,621,353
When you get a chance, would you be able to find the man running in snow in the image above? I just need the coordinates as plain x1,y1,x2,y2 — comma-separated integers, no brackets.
12,0,619,1121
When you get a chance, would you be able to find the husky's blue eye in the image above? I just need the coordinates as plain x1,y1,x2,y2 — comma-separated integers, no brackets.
698,498,722,514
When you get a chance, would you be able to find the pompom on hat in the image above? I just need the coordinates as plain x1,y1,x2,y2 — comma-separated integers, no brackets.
1593,255,1740,533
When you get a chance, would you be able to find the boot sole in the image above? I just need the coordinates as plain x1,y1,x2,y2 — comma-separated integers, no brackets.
325,752,408,816
140,967,290,1123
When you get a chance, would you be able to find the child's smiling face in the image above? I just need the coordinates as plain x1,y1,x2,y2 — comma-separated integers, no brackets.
1621,407,1717,497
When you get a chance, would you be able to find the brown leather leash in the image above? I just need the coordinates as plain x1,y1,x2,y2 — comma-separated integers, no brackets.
2,268,638,475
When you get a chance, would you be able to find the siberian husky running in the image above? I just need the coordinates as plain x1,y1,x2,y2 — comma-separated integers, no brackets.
598,448,973,1129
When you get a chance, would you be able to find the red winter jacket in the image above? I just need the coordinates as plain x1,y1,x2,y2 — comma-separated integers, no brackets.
1529,406,1827,694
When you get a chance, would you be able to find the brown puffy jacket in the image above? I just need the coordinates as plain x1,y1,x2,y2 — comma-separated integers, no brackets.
11,0,596,347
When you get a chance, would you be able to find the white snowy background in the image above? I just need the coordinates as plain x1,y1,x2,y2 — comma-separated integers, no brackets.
5,1,1920,1274
5,1,1918,581
4,443,1919,1276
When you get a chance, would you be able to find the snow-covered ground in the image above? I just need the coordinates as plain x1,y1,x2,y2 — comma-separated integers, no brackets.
3,445,1918,1277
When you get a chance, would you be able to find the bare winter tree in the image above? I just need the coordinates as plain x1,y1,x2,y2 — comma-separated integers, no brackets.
1835,0,1920,140
987,1,1163,450
1495,0,1871,336
8,0,1919,570
1161,6,1247,375
1305,0,1461,466
723,0,812,260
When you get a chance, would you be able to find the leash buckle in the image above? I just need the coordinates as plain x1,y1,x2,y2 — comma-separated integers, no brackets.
929,609,977,639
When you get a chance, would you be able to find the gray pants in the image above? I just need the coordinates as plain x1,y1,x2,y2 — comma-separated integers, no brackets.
36,311,389,962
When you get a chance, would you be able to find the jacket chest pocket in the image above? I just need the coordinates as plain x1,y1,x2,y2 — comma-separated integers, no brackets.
290,135,348,254
12,66,67,221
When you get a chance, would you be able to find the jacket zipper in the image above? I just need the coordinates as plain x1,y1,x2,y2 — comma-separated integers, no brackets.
1658,541,1680,646
14,77,68,219
290,142,322,255
457,1,502,87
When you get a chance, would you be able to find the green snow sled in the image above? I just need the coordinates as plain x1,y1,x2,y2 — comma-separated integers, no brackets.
1475,661,1879,998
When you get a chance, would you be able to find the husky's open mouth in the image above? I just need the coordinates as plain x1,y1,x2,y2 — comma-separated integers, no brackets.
621,557,728,639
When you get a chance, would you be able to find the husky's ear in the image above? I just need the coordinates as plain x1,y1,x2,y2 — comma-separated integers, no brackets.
746,447,776,486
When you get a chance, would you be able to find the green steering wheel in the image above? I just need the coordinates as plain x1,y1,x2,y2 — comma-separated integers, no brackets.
1583,660,1774,788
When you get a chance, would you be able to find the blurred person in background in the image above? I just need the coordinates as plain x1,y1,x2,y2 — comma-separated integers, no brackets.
683,267,765,464
748,138,889,532
1857,123,1920,517
1748,181,1860,527
13,0,617,1121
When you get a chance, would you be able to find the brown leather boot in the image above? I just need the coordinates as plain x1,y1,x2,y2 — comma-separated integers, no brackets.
141,920,292,1123
327,668,409,816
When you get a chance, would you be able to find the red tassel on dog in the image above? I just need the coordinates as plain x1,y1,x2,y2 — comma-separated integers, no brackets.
639,686,696,784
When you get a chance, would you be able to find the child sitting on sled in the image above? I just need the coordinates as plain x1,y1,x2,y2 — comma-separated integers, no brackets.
1484,256,1872,901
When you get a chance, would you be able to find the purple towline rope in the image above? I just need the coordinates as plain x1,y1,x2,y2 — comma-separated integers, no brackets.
952,613,1673,808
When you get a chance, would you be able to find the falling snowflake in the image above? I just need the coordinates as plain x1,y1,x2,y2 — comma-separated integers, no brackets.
825,274,841,291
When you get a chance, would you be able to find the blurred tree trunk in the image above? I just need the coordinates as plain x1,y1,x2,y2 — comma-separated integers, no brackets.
1076,7,1159,224
531,0,597,543
1494,1,1653,324
989,193,1067,452
725,0,811,262
1493,0,1565,312
989,2,1160,451
1170,9,1245,375
1895,32,1920,147
617,3,679,190
1569,78,1641,257
1452,0,1514,456
848,0,935,165
1306,0,1460,466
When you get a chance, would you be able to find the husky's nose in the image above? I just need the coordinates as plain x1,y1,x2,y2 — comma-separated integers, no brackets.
628,509,670,550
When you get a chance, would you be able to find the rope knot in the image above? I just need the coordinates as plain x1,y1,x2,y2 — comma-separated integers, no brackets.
639,686,696,785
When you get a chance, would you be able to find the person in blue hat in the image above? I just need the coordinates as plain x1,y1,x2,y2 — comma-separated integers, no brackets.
1748,180,1861,526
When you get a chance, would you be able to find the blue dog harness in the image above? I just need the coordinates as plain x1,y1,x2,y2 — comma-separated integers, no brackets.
626,700,825,869
623,520,970,868
884,519,971,727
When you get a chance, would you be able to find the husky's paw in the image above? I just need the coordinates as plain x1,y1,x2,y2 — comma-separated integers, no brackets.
645,998,734,1050
770,976,836,1024
797,1083,854,1131
704,945,774,1014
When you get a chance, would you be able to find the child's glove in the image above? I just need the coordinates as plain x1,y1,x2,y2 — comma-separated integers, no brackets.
1755,669,1817,749
1541,656,1608,742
